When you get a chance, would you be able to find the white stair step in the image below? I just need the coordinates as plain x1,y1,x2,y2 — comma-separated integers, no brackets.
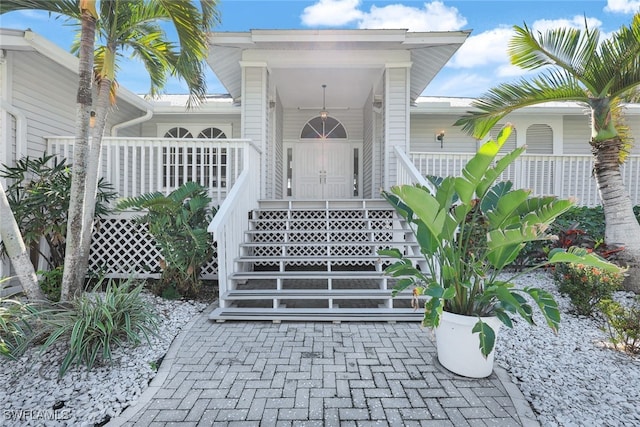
230,271,387,280
209,307,423,322
223,289,414,299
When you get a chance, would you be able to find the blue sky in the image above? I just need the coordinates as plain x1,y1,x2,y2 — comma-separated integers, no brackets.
1,0,639,98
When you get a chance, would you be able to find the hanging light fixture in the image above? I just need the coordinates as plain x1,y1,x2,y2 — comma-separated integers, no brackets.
319,84,329,121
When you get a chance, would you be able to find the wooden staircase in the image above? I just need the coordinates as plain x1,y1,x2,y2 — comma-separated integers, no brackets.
208,199,425,322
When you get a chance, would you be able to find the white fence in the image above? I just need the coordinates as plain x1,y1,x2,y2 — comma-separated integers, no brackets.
410,152,640,207
46,137,259,280
47,137,253,207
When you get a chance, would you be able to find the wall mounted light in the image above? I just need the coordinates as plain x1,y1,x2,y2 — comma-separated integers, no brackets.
436,130,445,148
90,111,96,128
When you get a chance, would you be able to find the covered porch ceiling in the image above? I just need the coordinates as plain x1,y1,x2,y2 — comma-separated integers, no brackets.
207,29,470,109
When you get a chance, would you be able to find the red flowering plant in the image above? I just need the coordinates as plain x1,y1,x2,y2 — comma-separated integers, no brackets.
553,262,626,316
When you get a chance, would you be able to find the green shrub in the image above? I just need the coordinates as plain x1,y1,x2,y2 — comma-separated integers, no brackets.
117,182,215,298
554,263,624,316
599,299,640,354
552,206,606,242
0,153,116,271
40,279,159,377
514,205,634,269
0,295,35,359
38,266,64,302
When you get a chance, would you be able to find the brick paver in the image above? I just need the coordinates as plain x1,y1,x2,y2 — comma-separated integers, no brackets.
110,312,537,426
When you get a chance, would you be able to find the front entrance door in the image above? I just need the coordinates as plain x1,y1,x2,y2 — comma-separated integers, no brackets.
292,141,358,199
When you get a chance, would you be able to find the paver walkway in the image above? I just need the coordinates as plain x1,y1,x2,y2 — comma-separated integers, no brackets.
109,307,538,426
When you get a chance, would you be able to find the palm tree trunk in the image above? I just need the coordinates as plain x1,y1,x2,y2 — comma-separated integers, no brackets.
74,77,113,287
60,9,96,301
592,137,640,292
0,182,46,301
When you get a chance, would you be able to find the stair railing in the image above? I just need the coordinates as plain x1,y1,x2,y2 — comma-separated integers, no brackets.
208,142,262,308
393,146,434,274
394,146,434,193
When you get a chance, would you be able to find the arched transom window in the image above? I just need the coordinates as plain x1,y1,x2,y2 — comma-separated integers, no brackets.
301,116,347,139
198,127,227,139
162,126,227,189
164,127,193,138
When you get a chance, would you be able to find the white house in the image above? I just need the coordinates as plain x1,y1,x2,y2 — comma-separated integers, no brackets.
1,28,639,319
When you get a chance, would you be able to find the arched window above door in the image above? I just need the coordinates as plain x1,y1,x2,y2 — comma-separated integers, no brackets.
164,127,192,138
198,127,227,139
301,116,347,139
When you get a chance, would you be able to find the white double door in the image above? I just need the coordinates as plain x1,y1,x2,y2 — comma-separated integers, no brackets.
291,140,359,199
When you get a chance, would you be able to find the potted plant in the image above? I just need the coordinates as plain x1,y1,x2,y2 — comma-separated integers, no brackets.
380,125,623,378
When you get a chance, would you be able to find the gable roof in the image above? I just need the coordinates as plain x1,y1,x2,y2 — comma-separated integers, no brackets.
207,29,470,106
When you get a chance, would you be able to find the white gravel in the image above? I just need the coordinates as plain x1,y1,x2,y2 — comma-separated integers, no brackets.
0,293,208,427
1,273,639,426
496,271,640,427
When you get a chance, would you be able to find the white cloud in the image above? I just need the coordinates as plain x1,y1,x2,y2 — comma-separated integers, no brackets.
531,16,603,33
357,2,467,31
301,0,364,27
605,0,640,14
448,16,604,74
448,27,512,69
300,0,467,31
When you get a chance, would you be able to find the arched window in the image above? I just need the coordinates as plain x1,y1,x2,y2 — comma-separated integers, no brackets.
301,116,347,139
164,127,192,138
198,127,227,139
162,126,226,189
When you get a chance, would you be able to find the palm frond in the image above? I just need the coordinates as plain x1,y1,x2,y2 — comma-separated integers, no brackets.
455,70,587,138
509,22,599,78
0,0,79,17
594,14,640,98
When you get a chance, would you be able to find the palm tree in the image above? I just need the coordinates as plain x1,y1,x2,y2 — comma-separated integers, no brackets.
1,0,220,300
0,182,45,300
455,14,640,292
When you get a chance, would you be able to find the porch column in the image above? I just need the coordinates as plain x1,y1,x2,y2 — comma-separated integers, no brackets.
240,61,268,198
383,63,412,190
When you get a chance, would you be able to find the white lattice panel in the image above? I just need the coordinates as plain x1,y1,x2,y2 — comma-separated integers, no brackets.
248,205,401,267
89,214,218,280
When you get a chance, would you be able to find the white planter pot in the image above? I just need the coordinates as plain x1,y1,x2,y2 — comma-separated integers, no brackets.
435,311,502,378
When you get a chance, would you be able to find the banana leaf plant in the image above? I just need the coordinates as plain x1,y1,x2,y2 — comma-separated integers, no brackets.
117,182,215,298
380,125,624,357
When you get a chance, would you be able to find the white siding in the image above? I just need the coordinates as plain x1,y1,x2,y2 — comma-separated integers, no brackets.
11,52,76,158
563,116,591,154
410,113,477,152
384,67,410,188
242,66,267,197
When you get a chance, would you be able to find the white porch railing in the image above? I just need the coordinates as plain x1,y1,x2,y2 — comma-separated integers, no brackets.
208,144,262,307
47,137,253,206
45,136,259,280
409,152,640,207
394,146,434,191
